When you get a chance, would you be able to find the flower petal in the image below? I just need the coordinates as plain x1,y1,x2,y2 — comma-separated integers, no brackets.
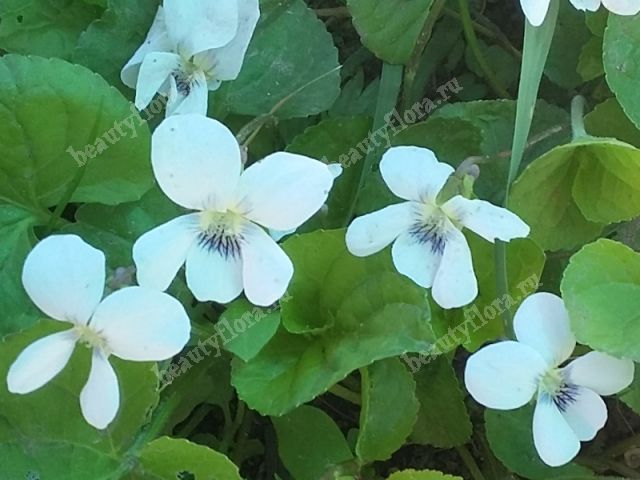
241,223,293,307
391,231,442,288
564,351,635,395
22,235,105,325
520,0,552,26
561,386,607,441
441,196,530,243
533,395,581,467
464,340,547,409
80,350,120,430
570,0,602,11
121,6,172,89
163,0,239,58
185,243,244,303
166,70,209,116
431,223,477,309
133,214,200,291
603,0,640,14
346,202,417,257
152,114,242,211
514,292,576,366
200,0,260,81
380,146,454,203
235,152,335,231
92,287,191,361
135,52,182,111
7,330,77,394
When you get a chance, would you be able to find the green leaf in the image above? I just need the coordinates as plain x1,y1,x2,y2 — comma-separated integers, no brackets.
410,357,471,448
0,55,153,210
346,0,434,64
220,0,340,119
136,437,241,480
356,359,419,462
585,97,640,148
73,0,159,90
272,405,353,480
604,12,640,129
577,37,604,82
0,321,159,474
387,469,462,480
545,2,591,89
0,205,39,335
620,368,640,416
220,299,281,362
485,406,594,479
63,187,183,269
231,229,434,416
561,239,640,361
0,0,101,59
511,137,640,251
287,116,373,229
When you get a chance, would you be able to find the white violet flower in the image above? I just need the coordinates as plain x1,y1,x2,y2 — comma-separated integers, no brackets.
521,0,639,27
465,292,635,467
345,146,530,309
133,114,338,307
121,0,260,116
7,235,191,430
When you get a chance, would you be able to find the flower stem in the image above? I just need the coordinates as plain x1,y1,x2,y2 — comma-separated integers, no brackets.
328,383,362,405
455,445,487,480
457,0,511,99
571,95,589,140
44,165,87,235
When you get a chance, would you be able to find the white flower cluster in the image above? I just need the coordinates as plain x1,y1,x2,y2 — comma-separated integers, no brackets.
520,0,639,27
6,2,635,468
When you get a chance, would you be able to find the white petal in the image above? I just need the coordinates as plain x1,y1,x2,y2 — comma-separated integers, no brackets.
235,152,335,231
464,340,547,409
442,196,530,243
533,395,581,467
327,163,343,179
166,70,209,117
91,287,191,362
391,231,442,288
431,223,477,309
564,351,635,395
22,235,105,325
135,52,182,111
603,0,640,15
269,228,296,242
80,351,120,430
7,330,77,394
520,0,552,26
241,223,293,307
185,243,244,303
133,214,200,291
121,7,173,89
163,0,239,58
380,146,454,203
514,292,576,366
200,0,260,81
570,0,602,11
346,202,417,257
561,386,607,441
152,114,242,211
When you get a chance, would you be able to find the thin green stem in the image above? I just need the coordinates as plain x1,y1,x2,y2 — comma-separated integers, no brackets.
455,445,487,480
328,383,362,405
344,62,403,226
571,95,589,140
457,0,511,99
45,165,87,234
403,0,447,110
220,400,246,454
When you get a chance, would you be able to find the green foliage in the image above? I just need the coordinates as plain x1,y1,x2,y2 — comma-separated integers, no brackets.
562,239,640,361
220,0,341,119
272,405,353,480
511,137,640,251
347,0,434,64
